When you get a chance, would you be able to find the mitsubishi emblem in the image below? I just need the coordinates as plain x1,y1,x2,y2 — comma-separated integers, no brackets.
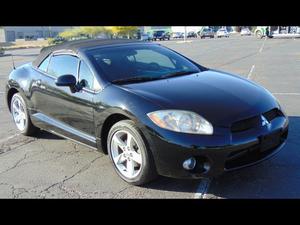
261,115,270,126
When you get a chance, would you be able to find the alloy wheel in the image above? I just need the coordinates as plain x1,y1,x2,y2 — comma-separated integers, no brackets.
110,130,143,179
12,96,27,131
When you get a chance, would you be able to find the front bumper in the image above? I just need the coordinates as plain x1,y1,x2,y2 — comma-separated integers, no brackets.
145,116,289,179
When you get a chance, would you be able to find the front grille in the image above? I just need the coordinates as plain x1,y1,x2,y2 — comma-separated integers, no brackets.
231,108,283,133
231,115,260,132
225,129,288,170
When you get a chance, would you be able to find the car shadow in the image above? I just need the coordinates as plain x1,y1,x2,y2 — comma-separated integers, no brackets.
206,116,300,198
141,176,200,194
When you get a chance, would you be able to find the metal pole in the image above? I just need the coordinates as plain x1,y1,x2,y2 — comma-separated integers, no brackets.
184,26,187,42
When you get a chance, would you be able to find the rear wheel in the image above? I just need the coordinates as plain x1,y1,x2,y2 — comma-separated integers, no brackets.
11,93,38,136
107,120,157,185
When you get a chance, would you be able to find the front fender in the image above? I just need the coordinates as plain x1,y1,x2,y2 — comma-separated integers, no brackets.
93,84,162,153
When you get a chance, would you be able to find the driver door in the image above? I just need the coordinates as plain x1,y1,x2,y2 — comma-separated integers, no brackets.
31,53,96,147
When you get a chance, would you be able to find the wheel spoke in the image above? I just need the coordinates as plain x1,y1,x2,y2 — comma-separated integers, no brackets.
114,153,126,164
126,159,135,177
130,151,142,165
13,104,18,113
126,133,133,148
114,135,126,149
16,99,20,109
19,104,25,113
15,114,21,123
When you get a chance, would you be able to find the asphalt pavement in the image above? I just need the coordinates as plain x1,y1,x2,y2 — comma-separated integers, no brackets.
0,35,299,198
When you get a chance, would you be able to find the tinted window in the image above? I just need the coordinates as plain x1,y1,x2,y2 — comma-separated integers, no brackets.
130,49,176,69
48,55,79,77
79,60,94,90
86,44,201,82
38,55,51,72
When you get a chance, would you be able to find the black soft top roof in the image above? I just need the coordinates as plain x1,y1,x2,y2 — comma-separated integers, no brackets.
32,38,145,67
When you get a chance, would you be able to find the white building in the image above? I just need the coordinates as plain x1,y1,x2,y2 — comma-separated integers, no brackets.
0,26,73,42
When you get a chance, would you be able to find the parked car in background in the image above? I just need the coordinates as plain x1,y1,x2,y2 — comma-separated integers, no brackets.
140,33,153,41
216,28,229,38
49,36,66,45
153,30,171,41
187,31,197,38
241,28,251,36
0,47,4,56
172,32,184,39
198,28,215,39
255,26,300,39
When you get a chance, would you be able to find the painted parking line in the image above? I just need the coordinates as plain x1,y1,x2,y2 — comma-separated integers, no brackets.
247,65,255,80
272,92,300,96
259,37,267,53
0,133,20,144
194,178,211,199
176,40,193,44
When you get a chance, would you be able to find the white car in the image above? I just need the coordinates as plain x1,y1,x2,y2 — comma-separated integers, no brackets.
216,29,229,38
140,33,153,41
172,32,184,39
241,28,251,36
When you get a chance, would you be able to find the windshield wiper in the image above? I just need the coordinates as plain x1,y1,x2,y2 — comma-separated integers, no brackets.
111,76,160,84
112,70,200,84
160,70,200,79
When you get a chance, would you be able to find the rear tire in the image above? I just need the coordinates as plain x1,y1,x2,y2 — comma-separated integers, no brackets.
11,93,38,136
107,120,158,185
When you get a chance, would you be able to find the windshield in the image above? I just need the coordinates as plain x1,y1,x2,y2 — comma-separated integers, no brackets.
86,44,201,83
154,31,164,35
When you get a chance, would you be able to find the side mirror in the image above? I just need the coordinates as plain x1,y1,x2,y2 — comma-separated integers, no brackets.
55,74,78,93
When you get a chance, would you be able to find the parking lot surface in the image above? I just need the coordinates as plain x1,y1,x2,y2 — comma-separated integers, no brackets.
0,35,299,198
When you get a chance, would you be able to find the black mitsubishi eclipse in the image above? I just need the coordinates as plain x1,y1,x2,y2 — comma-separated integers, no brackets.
5,39,288,185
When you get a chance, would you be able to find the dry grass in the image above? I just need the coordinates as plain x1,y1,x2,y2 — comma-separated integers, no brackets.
0,40,49,50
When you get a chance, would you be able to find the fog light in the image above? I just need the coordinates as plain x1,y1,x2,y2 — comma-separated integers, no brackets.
183,157,196,170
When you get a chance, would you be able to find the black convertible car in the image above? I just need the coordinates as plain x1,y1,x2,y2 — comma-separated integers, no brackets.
5,39,288,185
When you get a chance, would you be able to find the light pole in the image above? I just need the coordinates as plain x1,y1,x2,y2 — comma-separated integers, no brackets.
48,26,52,38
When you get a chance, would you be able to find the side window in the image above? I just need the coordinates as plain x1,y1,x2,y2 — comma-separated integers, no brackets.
38,55,51,72
79,60,94,90
47,55,79,77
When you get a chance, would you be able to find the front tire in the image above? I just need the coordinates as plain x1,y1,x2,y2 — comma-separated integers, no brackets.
11,93,38,136
107,120,157,185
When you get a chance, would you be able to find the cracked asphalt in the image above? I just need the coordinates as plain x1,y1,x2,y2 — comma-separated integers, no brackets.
0,35,299,198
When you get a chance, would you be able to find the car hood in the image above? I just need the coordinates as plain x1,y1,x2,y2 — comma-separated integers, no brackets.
121,70,278,127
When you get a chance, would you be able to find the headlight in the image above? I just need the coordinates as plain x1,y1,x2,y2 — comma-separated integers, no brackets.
147,110,213,135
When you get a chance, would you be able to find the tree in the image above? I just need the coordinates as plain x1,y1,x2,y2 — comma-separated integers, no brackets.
59,27,83,39
59,26,139,40
116,26,139,38
105,26,139,38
